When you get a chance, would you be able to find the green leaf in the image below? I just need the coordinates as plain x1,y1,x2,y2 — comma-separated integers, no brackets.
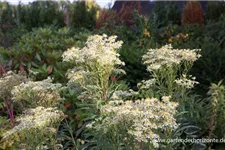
35,53,41,62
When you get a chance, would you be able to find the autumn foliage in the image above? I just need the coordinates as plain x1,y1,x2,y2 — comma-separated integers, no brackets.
96,9,118,29
118,1,142,27
182,1,204,25
96,1,142,29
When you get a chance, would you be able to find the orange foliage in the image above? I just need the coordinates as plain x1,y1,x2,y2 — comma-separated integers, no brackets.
96,2,142,29
118,1,142,27
96,9,118,29
182,1,204,25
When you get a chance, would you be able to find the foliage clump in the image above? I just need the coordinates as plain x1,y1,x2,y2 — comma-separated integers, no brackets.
206,1,225,21
207,81,225,139
182,1,204,25
0,26,91,82
118,1,142,27
17,1,65,30
96,9,118,30
152,2,181,26
67,0,99,29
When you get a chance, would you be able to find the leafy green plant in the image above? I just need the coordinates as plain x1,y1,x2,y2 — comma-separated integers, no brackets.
207,81,225,139
206,1,225,21
68,1,99,30
17,1,65,30
57,118,84,150
0,26,91,83
152,2,181,27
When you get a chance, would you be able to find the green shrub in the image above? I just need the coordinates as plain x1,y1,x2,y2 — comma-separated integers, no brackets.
206,81,225,149
119,43,149,89
0,2,28,48
206,1,225,21
0,2,17,27
0,26,91,83
99,12,159,89
68,1,99,29
17,1,65,30
152,2,181,27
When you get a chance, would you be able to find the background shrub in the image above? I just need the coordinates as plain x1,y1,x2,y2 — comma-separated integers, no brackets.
68,1,99,29
182,1,204,25
152,2,181,27
0,26,91,83
95,9,118,30
17,1,66,30
206,1,225,21
118,1,142,27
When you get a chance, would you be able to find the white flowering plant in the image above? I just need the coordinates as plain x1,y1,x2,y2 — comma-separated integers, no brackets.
12,78,63,108
0,72,65,149
86,97,178,149
0,71,27,127
62,34,125,103
2,107,65,149
142,44,201,95
60,34,127,149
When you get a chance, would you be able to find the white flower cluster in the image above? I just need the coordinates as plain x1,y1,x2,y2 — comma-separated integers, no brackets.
11,78,63,107
3,107,64,139
89,97,178,148
62,34,124,67
137,79,156,89
175,74,199,89
62,34,125,102
142,44,201,71
0,71,27,97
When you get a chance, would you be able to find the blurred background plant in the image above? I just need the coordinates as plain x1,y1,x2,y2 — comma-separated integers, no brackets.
206,1,225,22
67,1,99,30
0,26,91,83
181,1,204,26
